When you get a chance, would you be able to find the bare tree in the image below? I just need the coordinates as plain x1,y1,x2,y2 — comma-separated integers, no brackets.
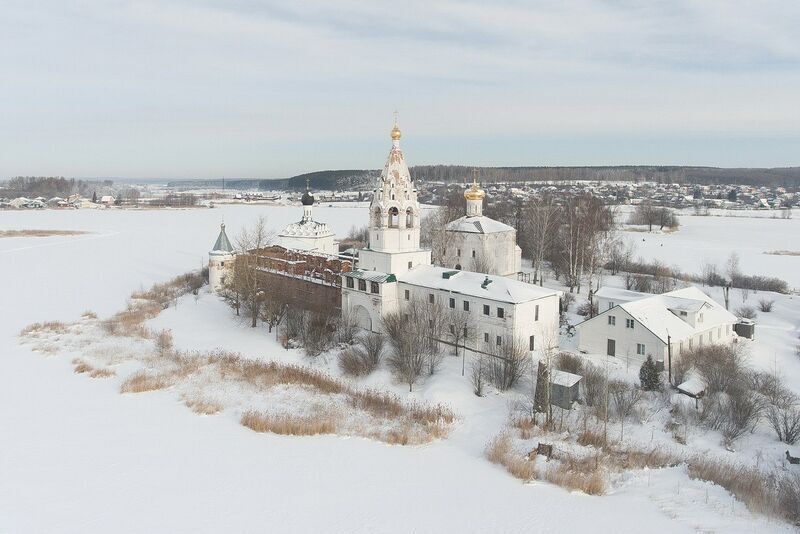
520,196,560,285
609,380,643,440
233,217,274,327
446,306,477,375
423,206,461,269
471,355,488,397
487,334,530,390
383,310,426,392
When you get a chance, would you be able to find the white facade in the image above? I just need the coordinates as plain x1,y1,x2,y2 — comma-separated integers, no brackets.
208,223,234,293
577,286,739,366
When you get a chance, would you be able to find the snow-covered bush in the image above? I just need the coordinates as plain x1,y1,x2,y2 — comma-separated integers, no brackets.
556,352,584,375
338,334,385,377
766,405,800,445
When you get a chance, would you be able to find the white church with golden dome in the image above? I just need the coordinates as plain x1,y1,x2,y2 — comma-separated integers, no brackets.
342,119,560,354
438,178,522,277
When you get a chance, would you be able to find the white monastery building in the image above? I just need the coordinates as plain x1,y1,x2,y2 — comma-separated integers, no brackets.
439,179,522,277
342,120,561,354
208,222,234,293
275,185,337,255
576,286,739,366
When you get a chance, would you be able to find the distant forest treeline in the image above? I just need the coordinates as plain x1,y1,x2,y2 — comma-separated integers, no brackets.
169,165,800,191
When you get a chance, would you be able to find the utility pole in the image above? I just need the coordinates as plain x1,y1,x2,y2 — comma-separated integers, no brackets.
667,332,673,386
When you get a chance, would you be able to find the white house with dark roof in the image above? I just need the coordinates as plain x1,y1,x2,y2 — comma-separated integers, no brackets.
577,286,739,367
342,119,560,353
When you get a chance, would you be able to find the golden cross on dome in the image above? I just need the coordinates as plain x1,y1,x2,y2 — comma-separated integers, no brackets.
472,168,479,187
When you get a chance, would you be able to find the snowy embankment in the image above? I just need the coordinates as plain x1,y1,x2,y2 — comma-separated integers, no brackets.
1,205,796,533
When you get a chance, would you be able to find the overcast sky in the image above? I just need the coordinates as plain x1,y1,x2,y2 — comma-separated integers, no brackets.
1,1,799,179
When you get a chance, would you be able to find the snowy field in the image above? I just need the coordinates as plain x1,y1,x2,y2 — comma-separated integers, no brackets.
617,207,800,289
1,204,798,533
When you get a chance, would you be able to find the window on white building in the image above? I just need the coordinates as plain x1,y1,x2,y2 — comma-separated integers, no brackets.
449,324,455,334
429,294,434,304
472,250,476,258
404,289,410,300
496,336,502,346
529,335,535,351
626,318,634,329
484,332,489,343
449,298,455,309
497,307,505,318
370,282,379,294
535,305,539,321
346,278,354,289
358,279,366,291
483,305,490,316
463,301,470,312
608,315,616,326
636,343,645,355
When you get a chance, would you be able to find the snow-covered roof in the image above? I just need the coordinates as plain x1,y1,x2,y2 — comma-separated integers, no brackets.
677,372,706,397
398,265,560,304
343,269,396,283
615,286,738,343
594,286,647,302
211,223,234,253
446,215,515,234
551,369,582,388
279,219,333,239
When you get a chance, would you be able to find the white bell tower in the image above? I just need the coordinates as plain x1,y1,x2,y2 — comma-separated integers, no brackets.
209,222,235,293
358,117,431,275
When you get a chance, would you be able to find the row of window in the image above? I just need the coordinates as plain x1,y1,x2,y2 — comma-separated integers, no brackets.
405,290,540,321
346,277,380,294
445,248,477,258
607,315,634,329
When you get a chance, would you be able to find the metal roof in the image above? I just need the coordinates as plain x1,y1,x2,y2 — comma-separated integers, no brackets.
212,223,234,253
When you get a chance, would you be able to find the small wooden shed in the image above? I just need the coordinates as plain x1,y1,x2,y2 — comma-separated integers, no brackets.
734,319,755,339
550,370,582,410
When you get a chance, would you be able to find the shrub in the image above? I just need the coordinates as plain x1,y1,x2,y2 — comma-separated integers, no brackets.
556,352,584,375
638,355,660,391
575,301,598,317
582,364,606,408
689,344,748,395
757,299,775,312
736,305,757,320
471,356,487,397
154,329,173,357
701,386,766,445
240,411,337,436
338,335,385,377
766,405,800,445
486,336,530,390
120,371,174,393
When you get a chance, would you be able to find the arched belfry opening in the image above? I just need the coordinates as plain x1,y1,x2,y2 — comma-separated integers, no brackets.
388,207,399,228
405,208,414,228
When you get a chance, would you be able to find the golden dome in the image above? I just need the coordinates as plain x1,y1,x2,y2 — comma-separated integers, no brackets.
390,123,402,140
464,180,485,200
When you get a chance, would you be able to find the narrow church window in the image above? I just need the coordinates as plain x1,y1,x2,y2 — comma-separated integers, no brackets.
471,250,476,258
408,261,412,269
483,304,490,316
406,208,414,228
535,305,539,321
346,278,354,289
428,294,434,304
449,324,455,334
457,248,461,257
404,289,410,300
449,298,455,309
496,336,502,346
388,207,399,227
529,335,535,351
484,333,489,343
358,279,366,291
370,282,379,294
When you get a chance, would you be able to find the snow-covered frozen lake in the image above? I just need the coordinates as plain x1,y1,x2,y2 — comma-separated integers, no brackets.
1,204,796,533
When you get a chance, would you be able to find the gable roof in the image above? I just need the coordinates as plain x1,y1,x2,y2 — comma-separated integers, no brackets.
446,215,515,235
616,286,737,343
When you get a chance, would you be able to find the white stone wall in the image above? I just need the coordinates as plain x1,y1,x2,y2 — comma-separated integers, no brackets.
441,231,521,278
358,248,432,276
